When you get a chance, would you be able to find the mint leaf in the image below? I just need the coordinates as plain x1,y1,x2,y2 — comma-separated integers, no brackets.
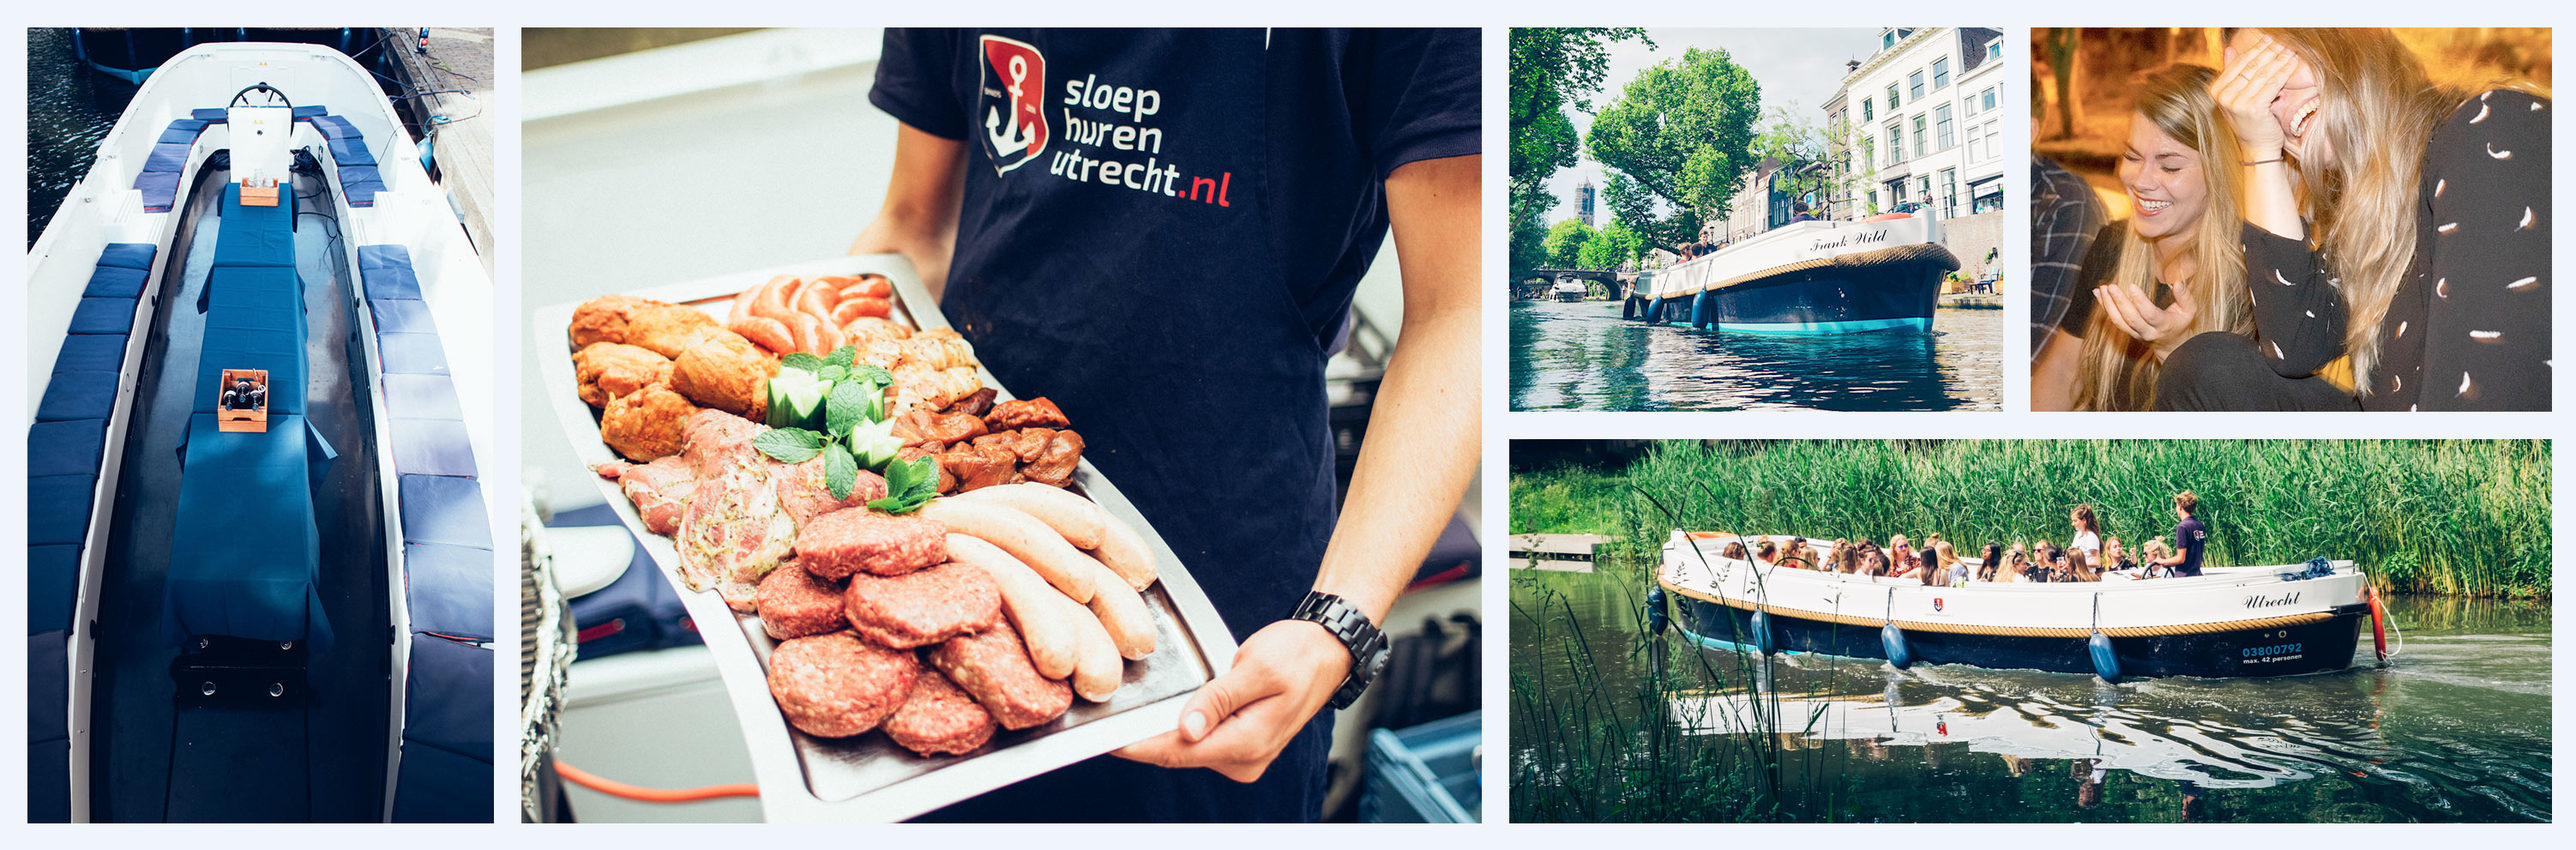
826,379,876,438
823,443,858,501
779,352,826,373
866,456,938,514
849,365,894,386
819,364,846,383
751,428,824,463
826,344,857,369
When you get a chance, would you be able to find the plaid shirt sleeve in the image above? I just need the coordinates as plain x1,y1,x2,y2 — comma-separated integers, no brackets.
2030,156,2107,360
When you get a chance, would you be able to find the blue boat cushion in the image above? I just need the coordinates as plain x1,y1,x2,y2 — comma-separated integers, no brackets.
358,245,423,299
191,107,227,122
30,630,69,743
29,546,82,636
391,418,478,479
30,737,71,823
405,543,495,640
98,243,158,269
36,372,120,422
209,185,298,268
85,264,149,298
143,142,193,173
391,736,491,823
376,333,451,375
383,373,463,421
370,298,436,334
162,413,330,653
309,115,358,140
27,473,99,546
398,474,491,549
157,119,209,143
135,172,182,212
196,267,308,417
328,137,376,166
28,419,109,479
68,297,138,335
53,335,129,374
340,172,386,208
292,104,328,118
405,635,494,754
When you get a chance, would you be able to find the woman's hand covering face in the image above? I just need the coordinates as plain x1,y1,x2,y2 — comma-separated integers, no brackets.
2216,37,2301,160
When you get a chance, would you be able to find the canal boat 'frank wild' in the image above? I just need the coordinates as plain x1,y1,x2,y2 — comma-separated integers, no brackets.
1622,213,1958,335
1652,531,2388,681
27,42,496,823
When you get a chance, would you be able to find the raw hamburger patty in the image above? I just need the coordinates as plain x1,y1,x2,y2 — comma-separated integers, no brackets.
882,669,996,756
766,632,919,738
797,509,947,578
755,561,846,640
843,560,1003,648
927,624,1072,730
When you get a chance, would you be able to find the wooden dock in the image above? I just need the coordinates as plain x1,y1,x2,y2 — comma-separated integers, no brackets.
1509,534,1614,572
382,27,494,277
1940,292,2002,309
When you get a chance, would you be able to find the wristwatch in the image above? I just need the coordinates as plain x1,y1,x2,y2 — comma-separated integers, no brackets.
1287,592,1389,710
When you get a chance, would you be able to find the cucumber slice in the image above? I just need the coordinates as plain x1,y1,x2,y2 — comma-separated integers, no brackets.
784,382,830,431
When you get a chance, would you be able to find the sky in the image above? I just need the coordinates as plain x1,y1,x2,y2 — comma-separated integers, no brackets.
1538,27,1889,227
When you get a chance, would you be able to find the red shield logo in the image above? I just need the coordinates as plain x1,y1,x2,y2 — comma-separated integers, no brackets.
1932,598,1944,612
977,34,1049,174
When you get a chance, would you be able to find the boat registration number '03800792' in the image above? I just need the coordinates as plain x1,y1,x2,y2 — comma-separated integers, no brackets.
2242,642,2305,663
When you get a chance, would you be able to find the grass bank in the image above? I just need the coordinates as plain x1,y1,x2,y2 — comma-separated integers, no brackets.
1511,440,2549,598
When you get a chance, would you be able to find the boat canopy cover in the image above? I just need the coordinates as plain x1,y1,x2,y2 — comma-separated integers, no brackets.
160,184,332,653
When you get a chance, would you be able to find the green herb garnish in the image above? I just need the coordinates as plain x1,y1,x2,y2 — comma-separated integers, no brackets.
867,455,939,514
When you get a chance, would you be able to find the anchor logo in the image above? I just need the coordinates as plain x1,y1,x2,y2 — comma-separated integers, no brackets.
1932,597,1944,612
977,34,1049,174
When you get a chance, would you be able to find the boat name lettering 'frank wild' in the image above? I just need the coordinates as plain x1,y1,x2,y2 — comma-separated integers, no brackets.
1807,227,1893,252
2243,591,2302,609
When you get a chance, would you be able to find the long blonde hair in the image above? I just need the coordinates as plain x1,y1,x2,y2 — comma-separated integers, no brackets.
2075,64,2254,411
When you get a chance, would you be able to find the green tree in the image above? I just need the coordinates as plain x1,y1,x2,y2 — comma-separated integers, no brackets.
1542,219,1598,269
1510,27,1652,280
1752,104,1832,216
1586,46,1764,256
2041,28,2082,141
1579,220,1644,270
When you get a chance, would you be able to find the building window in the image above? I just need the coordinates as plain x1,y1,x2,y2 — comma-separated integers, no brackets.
1982,86,1998,113
1884,31,1896,50
1860,138,1874,172
1933,57,1950,90
1941,168,1958,218
1862,97,1873,122
1966,130,1982,163
1935,105,1955,151
1909,71,1925,101
1917,175,1933,206
1867,189,1879,213
1987,39,2003,61
1887,125,1904,165
1887,83,1900,109
1912,114,1928,158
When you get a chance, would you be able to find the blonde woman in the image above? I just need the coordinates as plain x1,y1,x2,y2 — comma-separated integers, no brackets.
2159,28,2550,411
2034,64,2256,410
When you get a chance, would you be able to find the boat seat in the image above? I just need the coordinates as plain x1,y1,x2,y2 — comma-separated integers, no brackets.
328,137,376,167
36,371,121,421
404,543,493,641
30,630,73,822
141,107,382,212
162,413,333,652
376,332,452,374
28,545,81,635
394,636,496,823
26,244,154,666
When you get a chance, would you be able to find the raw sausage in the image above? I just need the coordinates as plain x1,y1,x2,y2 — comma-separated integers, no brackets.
1082,558,1157,660
954,483,1107,549
918,499,1097,603
943,534,1078,679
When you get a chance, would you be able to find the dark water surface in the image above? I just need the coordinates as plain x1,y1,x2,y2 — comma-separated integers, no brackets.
28,27,128,248
1512,566,2550,823
1509,298,2004,411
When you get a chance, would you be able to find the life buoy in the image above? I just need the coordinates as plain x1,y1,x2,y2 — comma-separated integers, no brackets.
1881,622,1912,669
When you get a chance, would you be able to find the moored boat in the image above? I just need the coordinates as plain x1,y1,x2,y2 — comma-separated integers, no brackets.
1655,531,2377,680
1622,213,1958,334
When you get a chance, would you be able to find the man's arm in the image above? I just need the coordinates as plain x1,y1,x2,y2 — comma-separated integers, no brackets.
1116,154,1483,782
848,123,966,299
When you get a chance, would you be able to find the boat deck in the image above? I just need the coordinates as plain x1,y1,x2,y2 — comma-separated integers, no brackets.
89,166,391,822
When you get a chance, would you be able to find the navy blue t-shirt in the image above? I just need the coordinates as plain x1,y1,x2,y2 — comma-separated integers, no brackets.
2173,515,2208,577
869,27,1478,823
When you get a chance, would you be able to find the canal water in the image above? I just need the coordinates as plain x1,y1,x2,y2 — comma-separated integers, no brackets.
28,27,127,247
1509,299,2003,411
1512,565,2550,823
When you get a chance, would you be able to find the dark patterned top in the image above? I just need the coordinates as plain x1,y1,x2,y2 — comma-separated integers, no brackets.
2242,89,2551,410
2031,156,2109,359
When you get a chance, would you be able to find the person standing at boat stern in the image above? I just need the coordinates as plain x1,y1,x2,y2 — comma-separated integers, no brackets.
853,28,1481,821
2156,491,2210,577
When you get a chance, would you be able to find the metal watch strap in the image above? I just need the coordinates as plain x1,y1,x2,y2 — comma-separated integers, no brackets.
1289,592,1387,710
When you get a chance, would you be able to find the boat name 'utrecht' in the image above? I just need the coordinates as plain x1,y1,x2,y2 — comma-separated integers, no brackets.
2242,591,2302,609
1808,229,1893,252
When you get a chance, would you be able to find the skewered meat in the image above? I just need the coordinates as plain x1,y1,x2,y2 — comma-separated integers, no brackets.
598,383,695,462
892,408,990,449
767,632,919,738
841,559,1003,648
927,624,1072,731
795,509,948,578
882,669,995,756
899,329,980,371
971,427,1053,464
574,342,673,407
937,443,1023,493
984,398,1070,431
755,560,847,641
568,294,664,349
625,304,735,359
950,388,998,418
892,363,984,414
844,317,911,345
1022,430,1085,488
671,335,778,421
595,455,694,536
775,458,889,527
675,410,795,610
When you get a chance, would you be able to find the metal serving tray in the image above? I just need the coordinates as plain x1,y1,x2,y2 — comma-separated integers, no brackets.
533,254,1237,822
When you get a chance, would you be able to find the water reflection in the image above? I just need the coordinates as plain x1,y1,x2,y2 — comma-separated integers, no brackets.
1509,299,2004,411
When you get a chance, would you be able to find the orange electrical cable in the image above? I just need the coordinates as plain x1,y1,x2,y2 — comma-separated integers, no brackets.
555,759,761,802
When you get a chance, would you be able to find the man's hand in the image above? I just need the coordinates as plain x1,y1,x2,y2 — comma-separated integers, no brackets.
1113,619,1353,782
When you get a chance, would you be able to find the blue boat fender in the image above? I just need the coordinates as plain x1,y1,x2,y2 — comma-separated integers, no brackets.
1689,290,1715,329
2087,594,2121,681
1747,609,1774,654
1646,586,1669,634
1643,296,1664,323
1881,622,1912,669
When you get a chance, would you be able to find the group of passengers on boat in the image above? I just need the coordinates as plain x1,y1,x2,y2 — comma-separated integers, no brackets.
1712,491,2212,587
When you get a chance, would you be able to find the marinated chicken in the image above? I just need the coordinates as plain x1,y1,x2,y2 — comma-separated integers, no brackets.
598,383,695,461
